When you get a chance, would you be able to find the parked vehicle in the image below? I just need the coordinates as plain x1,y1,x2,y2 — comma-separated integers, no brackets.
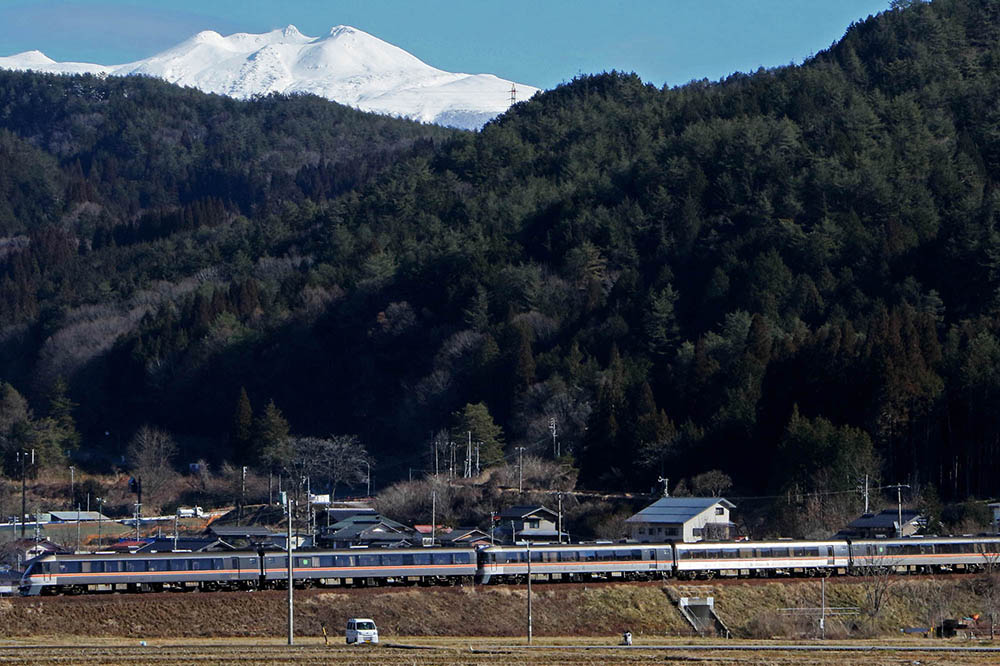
346,618,378,644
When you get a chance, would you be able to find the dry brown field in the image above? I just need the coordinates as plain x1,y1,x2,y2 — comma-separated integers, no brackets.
0,637,998,666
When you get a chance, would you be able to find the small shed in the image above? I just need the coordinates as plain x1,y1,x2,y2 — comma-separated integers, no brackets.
626,497,736,543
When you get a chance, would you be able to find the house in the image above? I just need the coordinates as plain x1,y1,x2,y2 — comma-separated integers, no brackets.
0,538,66,569
625,497,736,543
438,527,492,547
317,514,416,548
415,525,492,547
495,505,567,543
838,509,925,538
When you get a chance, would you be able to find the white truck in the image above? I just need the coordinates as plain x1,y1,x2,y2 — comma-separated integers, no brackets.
345,618,379,644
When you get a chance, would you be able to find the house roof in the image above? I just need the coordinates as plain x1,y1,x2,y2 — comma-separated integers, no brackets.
327,514,410,533
207,525,280,538
500,505,557,520
45,511,113,522
137,537,235,553
328,522,413,542
625,497,735,524
847,509,923,530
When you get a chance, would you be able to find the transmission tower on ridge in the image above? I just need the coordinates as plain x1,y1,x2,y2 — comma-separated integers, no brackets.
510,83,517,106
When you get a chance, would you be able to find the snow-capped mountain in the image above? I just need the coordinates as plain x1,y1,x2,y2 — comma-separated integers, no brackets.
0,25,539,130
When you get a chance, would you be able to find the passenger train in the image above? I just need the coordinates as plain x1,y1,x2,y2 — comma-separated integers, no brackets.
18,536,1000,595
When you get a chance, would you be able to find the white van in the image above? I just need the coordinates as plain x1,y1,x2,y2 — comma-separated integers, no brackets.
346,618,379,644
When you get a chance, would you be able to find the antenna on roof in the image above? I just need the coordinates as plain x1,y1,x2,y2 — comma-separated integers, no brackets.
657,477,669,497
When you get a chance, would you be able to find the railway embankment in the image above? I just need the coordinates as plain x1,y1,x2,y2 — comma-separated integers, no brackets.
0,577,994,640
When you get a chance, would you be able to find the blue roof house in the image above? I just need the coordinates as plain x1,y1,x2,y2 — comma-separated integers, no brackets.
625,497,736,543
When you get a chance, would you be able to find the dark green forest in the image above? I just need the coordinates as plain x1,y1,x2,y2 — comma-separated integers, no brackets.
1,0,999,530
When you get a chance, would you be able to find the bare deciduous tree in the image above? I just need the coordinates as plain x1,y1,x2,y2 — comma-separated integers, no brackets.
288,435,370,498
855,548,895,633
126,425,179,511
976,542,1000,640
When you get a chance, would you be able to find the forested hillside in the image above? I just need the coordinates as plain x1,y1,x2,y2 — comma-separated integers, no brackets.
1,0,999,531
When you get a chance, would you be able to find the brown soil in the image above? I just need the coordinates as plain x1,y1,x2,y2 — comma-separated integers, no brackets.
0,576,995,643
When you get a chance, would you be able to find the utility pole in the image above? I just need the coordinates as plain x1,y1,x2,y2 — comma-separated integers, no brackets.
434,439,439,476
475,442,480,476
549,418,558,458
886,483,911,538
517,447,526,493
466,431,472,478
96,497,104,549
365,461,371,497
18,449,33,538
557,492,564,544
431,489,436,546
134,476,142,543
76,505,81,552
69,466,75,508
174,508,179,551
286,494,294,646
526,539,533,644
658,476,670,497
239,466,247,525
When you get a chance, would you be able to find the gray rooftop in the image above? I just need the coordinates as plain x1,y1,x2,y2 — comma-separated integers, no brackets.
625,497,735,524
45,511,112,522
848,509,923,530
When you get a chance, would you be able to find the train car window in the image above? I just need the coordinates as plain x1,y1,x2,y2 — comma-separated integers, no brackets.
125,560,147,573
529,551,542,563
82,561,101,573
793,548,805,557
296,557,312,568
106,560,124,573
541,551,558,562
690,550,706,559
358,554,381,567
412,553,431,566
334,555,354,567
559,551,577,562
431,553,453,565
454,552,472,565
190,559,210,571
318,556,334,567
58,561,82,574
722,549,739,559
834,545,848,557
771,548,789,558
808,547,820,557
169,559,188,571
382,554,404,567
212,559,224,570
578,550,595,562
147,560,168,572
613,550,634,561
757,548,771,558
739,548,753,559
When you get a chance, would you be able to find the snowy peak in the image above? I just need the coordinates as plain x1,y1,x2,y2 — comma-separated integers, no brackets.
0,26,538,129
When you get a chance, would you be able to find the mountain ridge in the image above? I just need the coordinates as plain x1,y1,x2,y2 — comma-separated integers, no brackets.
0,24,539,129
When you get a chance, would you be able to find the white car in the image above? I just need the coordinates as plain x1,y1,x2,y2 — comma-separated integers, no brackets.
346,618,379,644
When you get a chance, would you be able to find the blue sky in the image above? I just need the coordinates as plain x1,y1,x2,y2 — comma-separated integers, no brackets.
0,1,891,90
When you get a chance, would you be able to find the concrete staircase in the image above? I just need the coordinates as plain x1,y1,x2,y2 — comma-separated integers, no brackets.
666,585,732,638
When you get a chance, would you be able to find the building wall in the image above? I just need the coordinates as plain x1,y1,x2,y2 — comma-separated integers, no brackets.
629,504,731,543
